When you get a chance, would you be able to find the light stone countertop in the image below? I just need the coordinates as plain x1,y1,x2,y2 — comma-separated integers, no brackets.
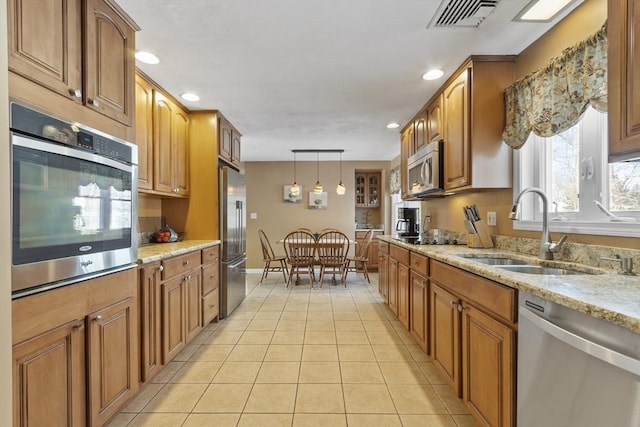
378,236,640,334
137,240,221,264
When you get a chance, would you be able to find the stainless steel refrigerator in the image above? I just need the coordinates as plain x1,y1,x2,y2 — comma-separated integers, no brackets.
219,166,246,318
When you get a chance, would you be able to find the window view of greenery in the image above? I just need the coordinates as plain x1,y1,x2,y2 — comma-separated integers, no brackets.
517,107,640,226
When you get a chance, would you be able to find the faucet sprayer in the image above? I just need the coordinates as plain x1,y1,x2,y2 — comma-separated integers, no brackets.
510,187,568,260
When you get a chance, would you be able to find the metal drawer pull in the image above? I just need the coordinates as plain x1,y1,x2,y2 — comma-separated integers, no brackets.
68,88,82,98
93,315,102,322
183,260,189,266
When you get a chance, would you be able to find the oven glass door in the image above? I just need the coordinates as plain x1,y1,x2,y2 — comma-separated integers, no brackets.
12,134,133,266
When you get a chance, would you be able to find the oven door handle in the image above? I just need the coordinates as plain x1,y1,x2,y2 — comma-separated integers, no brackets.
521,307,640,376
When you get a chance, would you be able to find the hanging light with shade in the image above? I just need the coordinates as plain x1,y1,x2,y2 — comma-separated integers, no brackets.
313,152,323,194
290,151,300,197
336,151,346,195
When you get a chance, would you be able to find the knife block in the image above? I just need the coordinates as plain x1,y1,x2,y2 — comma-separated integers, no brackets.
467,220,494,248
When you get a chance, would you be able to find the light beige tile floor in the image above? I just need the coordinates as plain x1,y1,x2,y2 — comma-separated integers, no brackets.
108,272,479,427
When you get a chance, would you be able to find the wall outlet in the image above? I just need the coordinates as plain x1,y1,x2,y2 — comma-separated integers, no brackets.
250,212,258,220
487,211,497,226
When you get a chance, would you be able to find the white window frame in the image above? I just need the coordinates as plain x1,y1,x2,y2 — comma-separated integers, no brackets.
512,108,640,238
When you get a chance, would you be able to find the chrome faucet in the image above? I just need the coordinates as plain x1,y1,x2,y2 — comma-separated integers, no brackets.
509,187,568,260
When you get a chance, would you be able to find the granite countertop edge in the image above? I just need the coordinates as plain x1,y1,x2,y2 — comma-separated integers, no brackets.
378,236,640,335
137,240,221,264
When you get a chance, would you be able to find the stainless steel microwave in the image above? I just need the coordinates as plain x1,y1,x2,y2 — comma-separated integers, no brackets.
407,139,443,197
10,102,138,297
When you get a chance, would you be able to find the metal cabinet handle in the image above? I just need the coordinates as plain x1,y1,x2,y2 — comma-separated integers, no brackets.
68,88,82,98
73,321,85,331
457,304,466,313
158,265,164,272
88,98,99,107
183,260,189,266
93,315,102,322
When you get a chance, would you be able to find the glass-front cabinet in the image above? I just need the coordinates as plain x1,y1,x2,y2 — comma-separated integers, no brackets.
355,172,381,208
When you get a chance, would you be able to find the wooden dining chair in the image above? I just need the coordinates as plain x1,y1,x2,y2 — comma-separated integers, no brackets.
316,230,350,287
258,229,288,283
344,229,373,283
283,229,317,287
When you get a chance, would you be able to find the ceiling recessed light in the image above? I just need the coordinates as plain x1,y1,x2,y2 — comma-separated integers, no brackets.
422,69,444,81
386,122,400,129
515,0,579,22
135,51,160,64
180,93,200,102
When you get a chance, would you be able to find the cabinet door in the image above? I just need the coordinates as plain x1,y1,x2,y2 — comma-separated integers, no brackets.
608,0,640,161
202,288,220,325
202,263,220,295
430,283,460,395
13,320,86,427
410,273,428,353
462,303,515,427
368,238,379,270
185,271,203,343
135,75,154,191
153,93,175,194
427,95,443,142
355,173,367,206
231,130,242,167
173,106,190,196
397,262,410,330
84,0,135,125
367,173,380,207
378,252,389,302
400,126,413,199
443,68,470,190
414,116,427,152
7,0,83,101
87,297,138,427
219,118,233,162
162,276,185,363
388,258,398,315
139,263,162,383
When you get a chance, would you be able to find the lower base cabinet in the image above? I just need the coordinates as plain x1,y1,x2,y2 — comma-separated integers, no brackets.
12,268,138,427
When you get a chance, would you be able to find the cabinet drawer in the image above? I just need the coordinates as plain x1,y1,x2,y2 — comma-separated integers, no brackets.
430,260,516,324
202,263,219,295
202,289,219,325
410,252,429,274
378,241,389,254
162,251,201,280
390,244,410,266
202,246,220,265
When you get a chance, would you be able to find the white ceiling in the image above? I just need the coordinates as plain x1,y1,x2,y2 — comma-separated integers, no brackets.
118,0,581,161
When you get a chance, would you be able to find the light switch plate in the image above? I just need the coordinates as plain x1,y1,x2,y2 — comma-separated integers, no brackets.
250,212,257,220
487,211,497,226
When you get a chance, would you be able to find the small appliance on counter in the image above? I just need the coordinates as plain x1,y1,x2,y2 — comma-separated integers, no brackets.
396,207,420,237
463,204,494,248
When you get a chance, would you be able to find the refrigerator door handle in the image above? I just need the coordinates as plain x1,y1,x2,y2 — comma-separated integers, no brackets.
228,257,246,269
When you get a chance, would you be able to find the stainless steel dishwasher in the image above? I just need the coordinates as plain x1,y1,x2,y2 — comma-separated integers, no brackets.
518,291,640,427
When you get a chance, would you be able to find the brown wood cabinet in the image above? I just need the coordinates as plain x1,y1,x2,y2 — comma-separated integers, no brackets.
355,172,381,207
218,116,242,168
608,0,640,162
8,0,138,126
414,114,427,153
139,262,162,383
153,91,190,197
87,297,137,426
388,243,410,329
427,95,443,143
441,57,515,191
430,260,516,427
409,252,429,353
201,246,221,325
377,241,389,303
12,268,138,427
135,75,154,191
400,126,413,199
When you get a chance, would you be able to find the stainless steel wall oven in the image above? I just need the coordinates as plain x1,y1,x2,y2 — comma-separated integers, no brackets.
10,102,138,297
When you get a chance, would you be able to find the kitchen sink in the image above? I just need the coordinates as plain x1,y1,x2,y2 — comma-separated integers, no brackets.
463,257,532,266
495,265,586,275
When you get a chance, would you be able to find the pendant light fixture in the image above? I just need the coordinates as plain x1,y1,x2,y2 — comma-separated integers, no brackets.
336,151,346,195
313,152,323,194
290,152,300,197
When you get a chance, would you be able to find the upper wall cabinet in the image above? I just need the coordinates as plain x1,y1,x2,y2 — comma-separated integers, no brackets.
442,57,515,191
135,73,190,198
355,172,381,207
8,0,138,126
608,0,640,162
218,116,242,169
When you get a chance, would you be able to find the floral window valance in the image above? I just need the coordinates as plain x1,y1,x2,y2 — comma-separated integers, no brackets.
502,22,607,149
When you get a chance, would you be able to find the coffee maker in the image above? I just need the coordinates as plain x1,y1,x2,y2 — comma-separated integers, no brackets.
396,207,420,237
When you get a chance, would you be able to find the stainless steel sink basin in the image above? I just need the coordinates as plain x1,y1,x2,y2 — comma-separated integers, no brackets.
458,255,533,266
495,265,586,275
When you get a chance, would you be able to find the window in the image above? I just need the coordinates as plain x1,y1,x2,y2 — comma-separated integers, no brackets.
513,107,640,237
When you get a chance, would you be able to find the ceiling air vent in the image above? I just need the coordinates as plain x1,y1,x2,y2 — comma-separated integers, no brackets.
428,0,500,28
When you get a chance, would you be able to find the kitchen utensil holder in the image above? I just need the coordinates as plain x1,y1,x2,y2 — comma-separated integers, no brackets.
467,220,494,248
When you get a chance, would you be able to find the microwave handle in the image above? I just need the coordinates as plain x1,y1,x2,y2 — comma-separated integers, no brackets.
422,156,432,187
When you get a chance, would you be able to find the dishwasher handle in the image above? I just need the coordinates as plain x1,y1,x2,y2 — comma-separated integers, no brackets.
521,307,640,377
